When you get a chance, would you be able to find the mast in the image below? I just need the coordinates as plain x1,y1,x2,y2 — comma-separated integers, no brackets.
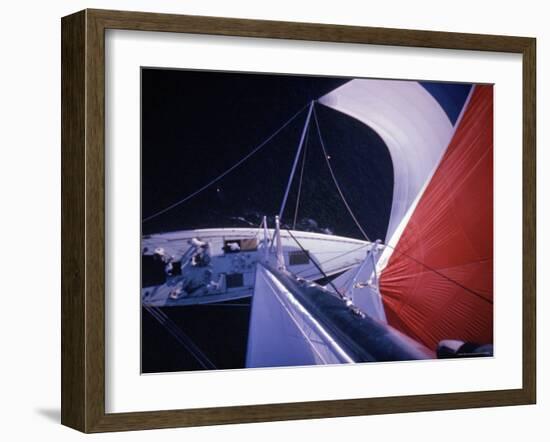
278,101,314,221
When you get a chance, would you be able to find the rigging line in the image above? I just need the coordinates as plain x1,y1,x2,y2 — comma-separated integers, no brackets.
143,104,309,223
380,242,493,305
143,305,217,370
253,219,264,240
292,126,309,229
289,239,488,305
293,242,371,276
284,228,343,298
194,303,251,307
297,264,353,280
312,107,371,242
293,236,491,304
295,237,491,304
144,305,217,369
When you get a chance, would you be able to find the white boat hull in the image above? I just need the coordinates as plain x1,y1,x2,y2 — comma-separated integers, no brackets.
142,227,370,306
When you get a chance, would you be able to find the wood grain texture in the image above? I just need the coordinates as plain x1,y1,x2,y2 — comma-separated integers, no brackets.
61,10,86,431
89,8,533,52
60,8,537,433
522,38,536,403
84,9,107,433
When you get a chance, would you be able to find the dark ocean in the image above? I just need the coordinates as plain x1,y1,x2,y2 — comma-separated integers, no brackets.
140,68,471,373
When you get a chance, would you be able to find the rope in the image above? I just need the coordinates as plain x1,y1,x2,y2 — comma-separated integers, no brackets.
143,305,217,369
294,243,491,305
194,303,251,307
294,242,370,278
295,239,490,304
312,107,371,242
143,104,308,223
380,244,493,305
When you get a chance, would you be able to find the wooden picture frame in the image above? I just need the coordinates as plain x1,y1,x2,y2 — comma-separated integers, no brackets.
61,8,536,433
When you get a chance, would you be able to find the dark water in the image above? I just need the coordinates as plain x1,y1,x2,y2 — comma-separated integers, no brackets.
140,68,471,372
142,301,251,373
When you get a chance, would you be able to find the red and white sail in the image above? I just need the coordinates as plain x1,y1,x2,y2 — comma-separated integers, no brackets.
379,85,493,349
321,80,493,350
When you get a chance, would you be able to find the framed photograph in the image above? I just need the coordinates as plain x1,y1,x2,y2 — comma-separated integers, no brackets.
61,9,536,433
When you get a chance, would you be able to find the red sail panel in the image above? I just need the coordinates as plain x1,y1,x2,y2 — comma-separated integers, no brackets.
379,85,493,351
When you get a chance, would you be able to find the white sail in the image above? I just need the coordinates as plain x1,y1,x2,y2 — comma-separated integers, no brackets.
246,266,354,368
328,241,387,322
318,79,454,245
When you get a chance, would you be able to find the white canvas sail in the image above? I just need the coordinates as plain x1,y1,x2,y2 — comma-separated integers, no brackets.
318,79,454,245
246,265,354,368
